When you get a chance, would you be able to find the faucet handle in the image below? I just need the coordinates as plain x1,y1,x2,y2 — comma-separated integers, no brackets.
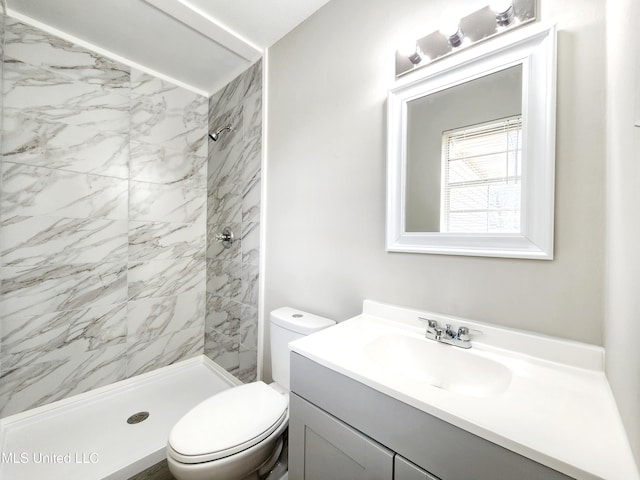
457,326,471,342
418,317,439,329
433,326,444,340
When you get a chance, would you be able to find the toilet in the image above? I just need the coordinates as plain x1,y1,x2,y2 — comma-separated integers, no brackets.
166,307,335,480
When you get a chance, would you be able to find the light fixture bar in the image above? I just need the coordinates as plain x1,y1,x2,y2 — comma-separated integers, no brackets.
395,0,535,78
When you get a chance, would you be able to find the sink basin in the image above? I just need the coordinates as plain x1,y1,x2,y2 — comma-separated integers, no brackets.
364,334,512,397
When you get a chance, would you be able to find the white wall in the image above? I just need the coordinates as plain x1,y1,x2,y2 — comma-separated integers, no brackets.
605,0,640,465
264,0,606,376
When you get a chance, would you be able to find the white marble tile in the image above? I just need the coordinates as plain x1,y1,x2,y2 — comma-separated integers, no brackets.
126,326,203,378
238,344,258,383
240,135,261,187
131,68,201,103
206,258,241,298
207,140,241,193
207,131,260,191
1,163,128,220
242,60,262,99
4,60,129,133
205,293,241,336
127,291,205,344
130,69,207,153
2,115,129,178
208,182,242,226
3,18,129,94
0,343,126,417
243,91,262,140
207,147,242,192
130,140,206,186
208,60,261,119
239,304,258,350
127,257,205,302
1,14,3,153
0,262,127,318
1,302,126,372
242,177,261,223
208,75,243,118
204,330,239,374
0,12,5,54
241,222,260,266
129,179,206,224
239,263,259,307
1,215,128,267
129,220,205,263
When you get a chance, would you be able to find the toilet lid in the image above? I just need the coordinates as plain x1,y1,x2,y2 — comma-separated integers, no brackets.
168,381,288,464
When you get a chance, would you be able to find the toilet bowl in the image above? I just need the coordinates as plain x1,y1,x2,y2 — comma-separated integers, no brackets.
167,307,335,480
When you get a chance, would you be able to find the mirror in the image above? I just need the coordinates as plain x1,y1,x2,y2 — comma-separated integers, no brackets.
405,65,523,232
387,23,556,259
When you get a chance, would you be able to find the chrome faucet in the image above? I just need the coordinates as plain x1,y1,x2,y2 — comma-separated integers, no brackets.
421,318,472,349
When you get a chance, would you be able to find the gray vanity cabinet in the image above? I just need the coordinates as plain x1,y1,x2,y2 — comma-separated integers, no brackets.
289,393,394,479
289,393,440,480
289,352,573,480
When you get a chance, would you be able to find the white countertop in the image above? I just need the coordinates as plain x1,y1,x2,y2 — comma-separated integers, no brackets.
289,300,639,480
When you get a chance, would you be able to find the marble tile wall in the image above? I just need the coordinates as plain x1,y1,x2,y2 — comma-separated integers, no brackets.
0,13,3,382
206,60,262,382
127,69,207,377
0,15,207,416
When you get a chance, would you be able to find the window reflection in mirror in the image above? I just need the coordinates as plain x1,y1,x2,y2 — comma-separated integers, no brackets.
441,115,522,232
405,65,523,233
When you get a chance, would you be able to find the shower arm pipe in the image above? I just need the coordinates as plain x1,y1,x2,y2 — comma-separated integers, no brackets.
209,124,233,141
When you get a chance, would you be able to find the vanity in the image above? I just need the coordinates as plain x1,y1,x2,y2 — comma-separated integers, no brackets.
288,301,639,480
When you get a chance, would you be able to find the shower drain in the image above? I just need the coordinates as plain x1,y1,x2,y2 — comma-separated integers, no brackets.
127,411,150,424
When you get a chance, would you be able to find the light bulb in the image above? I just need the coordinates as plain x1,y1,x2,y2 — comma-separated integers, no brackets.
489,0,513,14
439,12,461,38
439,10,465,48
397,39,418,58
397,37,425,65
490,0,515,26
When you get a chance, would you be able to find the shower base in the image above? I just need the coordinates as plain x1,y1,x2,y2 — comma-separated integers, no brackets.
0,356,239,480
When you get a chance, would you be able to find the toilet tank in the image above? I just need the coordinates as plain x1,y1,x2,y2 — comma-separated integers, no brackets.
270,307,335,390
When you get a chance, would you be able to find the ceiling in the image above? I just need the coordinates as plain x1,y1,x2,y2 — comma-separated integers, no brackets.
5,0,332,96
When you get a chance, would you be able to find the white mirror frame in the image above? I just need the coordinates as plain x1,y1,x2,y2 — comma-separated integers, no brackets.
387,23,557,260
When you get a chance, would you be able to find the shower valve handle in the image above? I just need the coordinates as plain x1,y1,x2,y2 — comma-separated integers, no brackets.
215,227,234,249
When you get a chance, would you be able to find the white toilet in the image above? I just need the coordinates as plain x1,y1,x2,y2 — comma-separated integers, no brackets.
166,307,335,480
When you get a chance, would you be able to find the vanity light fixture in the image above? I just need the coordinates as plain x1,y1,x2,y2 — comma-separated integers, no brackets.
395,0,536,78
490,0,516,26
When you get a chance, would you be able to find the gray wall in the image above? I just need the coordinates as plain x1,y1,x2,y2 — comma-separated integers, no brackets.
264,0,606,381
0,16,208,416
205,61,262,383
605,0,640,465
